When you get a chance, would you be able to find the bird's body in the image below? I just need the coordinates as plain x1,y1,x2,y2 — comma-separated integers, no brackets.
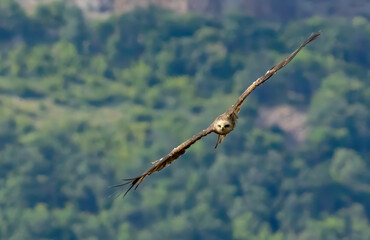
115,32,321,197
213,111,238,148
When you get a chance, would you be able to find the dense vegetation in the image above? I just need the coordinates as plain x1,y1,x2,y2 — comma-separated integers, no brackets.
0,1,369,239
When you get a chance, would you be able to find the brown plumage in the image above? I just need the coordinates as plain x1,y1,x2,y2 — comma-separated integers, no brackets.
114,32,320,198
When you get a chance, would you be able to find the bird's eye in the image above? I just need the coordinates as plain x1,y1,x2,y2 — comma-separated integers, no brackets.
225,124,230,128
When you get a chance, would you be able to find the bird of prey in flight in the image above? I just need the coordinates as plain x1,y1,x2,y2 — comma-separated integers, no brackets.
115,32,320,197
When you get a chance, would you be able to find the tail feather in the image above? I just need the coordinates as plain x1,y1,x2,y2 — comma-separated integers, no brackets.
215,135,225,149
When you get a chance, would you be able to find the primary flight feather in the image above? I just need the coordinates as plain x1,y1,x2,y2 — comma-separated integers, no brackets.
114,32,321,197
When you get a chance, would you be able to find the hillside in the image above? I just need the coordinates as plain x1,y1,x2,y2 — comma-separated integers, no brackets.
16,0,370,20
1,1,370,239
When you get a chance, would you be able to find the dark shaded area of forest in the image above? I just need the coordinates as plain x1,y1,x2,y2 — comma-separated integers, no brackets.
0,1,369,239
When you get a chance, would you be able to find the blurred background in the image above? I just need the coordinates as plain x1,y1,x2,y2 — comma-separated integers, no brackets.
0,0,369,239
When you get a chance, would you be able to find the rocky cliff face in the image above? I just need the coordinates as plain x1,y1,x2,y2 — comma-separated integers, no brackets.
16,0,114,13
72,0,113,12
17,0,226,17
113,0,225,15
114,0,188,14
16,0,370,20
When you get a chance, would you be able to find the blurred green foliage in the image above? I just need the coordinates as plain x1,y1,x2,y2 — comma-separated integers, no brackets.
0,2,369,239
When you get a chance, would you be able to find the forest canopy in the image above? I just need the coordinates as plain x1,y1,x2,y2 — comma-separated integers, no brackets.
0,1,369,239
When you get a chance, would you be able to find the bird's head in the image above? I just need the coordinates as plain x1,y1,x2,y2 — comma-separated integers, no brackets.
214,119,234,134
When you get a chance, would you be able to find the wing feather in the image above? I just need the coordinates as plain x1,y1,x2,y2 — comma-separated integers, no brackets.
114,126,214,197
230,32,320,115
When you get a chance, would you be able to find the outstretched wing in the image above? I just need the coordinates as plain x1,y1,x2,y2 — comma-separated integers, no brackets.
114,126,214,197
230,32,320,115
